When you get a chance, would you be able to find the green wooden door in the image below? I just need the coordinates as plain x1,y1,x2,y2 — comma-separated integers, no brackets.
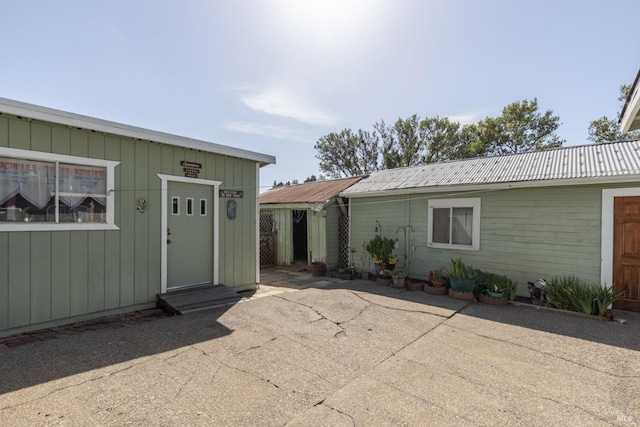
167,181,214,289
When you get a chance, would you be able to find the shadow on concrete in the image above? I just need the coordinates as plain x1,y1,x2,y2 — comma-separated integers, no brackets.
458,301,640,352
0,305,235,395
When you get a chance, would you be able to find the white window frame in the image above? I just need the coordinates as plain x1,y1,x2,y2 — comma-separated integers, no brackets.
0,147,119,232
427,197,481,251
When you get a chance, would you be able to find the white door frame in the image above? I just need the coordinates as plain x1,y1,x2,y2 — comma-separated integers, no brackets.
601,187,640,288
158,174,222,293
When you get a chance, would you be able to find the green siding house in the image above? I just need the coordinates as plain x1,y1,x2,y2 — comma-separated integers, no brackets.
0,97,274,337
342,141,640,312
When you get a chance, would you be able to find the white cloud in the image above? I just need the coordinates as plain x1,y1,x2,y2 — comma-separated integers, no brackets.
225,121,313,142
447,112,484,125
241,88,339,126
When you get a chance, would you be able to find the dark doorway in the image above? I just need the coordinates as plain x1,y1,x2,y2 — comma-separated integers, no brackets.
292,210,308,262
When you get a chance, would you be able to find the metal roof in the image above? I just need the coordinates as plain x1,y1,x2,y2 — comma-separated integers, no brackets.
260,176,364,204
342,140,640,197
0,97,275,166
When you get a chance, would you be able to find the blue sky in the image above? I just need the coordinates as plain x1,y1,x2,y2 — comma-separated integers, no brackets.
2,1,639,191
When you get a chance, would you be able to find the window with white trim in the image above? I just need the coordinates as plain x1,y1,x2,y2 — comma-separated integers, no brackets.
0,147,118,231
428,198,480,250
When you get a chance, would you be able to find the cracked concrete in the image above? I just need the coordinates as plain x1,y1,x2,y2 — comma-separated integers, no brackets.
0,275,639,426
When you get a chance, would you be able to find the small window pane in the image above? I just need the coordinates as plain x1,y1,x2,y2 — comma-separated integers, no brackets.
452,207,473,246
200,198,207,216
186,198,194,216
172,197,180,215
432,208,450,244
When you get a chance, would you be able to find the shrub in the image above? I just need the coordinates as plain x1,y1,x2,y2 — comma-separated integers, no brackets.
545,276,624,317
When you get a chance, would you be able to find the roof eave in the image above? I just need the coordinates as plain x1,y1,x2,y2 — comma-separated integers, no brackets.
0,97,276,165
620,70,640,134
341,175,640,198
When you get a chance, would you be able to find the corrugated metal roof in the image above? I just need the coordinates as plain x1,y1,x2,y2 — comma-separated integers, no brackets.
342,140,640,196
260,176,365,204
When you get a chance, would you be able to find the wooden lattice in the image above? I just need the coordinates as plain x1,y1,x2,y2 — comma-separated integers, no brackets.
338,215,350,268
260,210,275,232
260,232,277,267
260,211,276,266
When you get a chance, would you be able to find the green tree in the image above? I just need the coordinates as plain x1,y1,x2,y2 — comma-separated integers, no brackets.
479,99,564,155
588,84,640,142
419,116,463,162
314,99,564,176
314,129,380,178
375,115,425,169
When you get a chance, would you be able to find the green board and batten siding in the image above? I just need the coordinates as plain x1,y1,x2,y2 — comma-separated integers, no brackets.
0,114,260,334
262,203,339,267
349,185,606,293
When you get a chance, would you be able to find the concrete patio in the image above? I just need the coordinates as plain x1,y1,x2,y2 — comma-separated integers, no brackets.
0,268,638,426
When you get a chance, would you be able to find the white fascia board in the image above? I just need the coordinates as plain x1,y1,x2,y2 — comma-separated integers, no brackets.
340,175,640,198
621,83,640,134
0,97,275,166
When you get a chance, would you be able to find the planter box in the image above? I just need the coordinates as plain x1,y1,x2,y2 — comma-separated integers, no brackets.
448,288,474,301
406,281,423,291
424,284,448,295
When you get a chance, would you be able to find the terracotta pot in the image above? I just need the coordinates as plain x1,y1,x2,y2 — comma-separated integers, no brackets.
424,284,448,295
478,292,508,306
377,278,391,286
406,281,423,291
448,288,474,301
431,281,445,288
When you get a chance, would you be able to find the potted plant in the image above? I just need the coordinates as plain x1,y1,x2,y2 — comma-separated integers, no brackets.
391,271,406,288
477,272,514,306
429,269,445,288
446,258,477,293
366,236,397,273
377,269,392,286
486,284,504,298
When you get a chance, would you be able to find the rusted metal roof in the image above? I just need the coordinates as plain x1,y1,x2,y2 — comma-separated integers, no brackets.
260,176,365,204
342,140,640,196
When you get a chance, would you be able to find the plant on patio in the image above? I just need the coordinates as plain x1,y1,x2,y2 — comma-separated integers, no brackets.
594,285,625,319
377,269,392,285
366,235,396,269
429,269,445,287
446,258,477,293
545,275,624,318
476,271,517,301
391,271,406,288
